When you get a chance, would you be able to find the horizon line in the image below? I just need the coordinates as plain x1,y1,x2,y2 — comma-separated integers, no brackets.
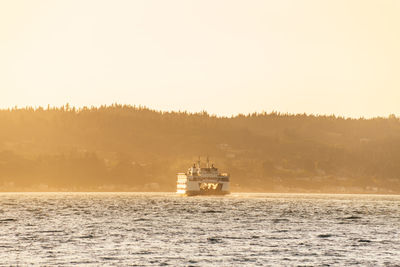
0,103,398,120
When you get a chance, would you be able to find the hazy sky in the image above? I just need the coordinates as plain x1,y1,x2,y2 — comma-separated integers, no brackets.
1,0,399,117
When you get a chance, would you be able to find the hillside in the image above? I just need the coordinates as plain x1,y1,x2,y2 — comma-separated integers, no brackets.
1,105,400,193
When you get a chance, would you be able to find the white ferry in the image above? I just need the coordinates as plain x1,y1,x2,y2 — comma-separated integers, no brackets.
176,158,230,196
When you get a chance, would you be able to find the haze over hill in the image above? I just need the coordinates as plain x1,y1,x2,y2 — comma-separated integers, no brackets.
2,1,400,118
0,104,399,193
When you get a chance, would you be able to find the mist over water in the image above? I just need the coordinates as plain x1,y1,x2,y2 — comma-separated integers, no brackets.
0,193,399,266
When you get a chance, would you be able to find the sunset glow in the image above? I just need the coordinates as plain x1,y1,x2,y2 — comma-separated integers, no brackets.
1,0,399,117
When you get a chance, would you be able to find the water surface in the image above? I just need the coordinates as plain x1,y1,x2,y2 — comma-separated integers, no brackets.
0,193,399,266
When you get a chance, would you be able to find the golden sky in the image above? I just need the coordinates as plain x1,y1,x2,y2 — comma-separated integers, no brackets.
1,0,399,117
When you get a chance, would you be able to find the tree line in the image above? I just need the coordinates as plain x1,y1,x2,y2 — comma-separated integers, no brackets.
0,104,399,193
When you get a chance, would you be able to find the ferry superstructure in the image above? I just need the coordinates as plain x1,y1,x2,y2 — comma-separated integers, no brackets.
177,158,230,196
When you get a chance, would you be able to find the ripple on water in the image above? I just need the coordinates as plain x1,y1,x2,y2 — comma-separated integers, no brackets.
0,193,399,266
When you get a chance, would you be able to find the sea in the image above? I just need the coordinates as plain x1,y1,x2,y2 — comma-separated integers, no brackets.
0,193,399,266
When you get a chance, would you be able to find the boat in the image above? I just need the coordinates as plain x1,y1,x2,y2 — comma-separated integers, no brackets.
176,157,230,196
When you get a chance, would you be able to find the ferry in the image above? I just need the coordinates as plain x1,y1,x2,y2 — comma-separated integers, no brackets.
176,158,230,196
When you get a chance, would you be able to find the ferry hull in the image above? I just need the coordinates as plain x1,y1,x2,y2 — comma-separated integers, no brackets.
185,190,230,196
177,182,230,196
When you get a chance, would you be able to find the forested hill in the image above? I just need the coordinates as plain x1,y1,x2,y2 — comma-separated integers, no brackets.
1,105,400,193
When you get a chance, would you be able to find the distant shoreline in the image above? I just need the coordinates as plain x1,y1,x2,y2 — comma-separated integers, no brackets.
1,106,400,194
0,191,399,196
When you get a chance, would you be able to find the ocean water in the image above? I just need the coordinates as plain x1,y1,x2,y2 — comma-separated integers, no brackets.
0,193,399,266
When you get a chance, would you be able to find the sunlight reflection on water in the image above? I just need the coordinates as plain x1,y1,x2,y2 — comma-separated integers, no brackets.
0,193,399,265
